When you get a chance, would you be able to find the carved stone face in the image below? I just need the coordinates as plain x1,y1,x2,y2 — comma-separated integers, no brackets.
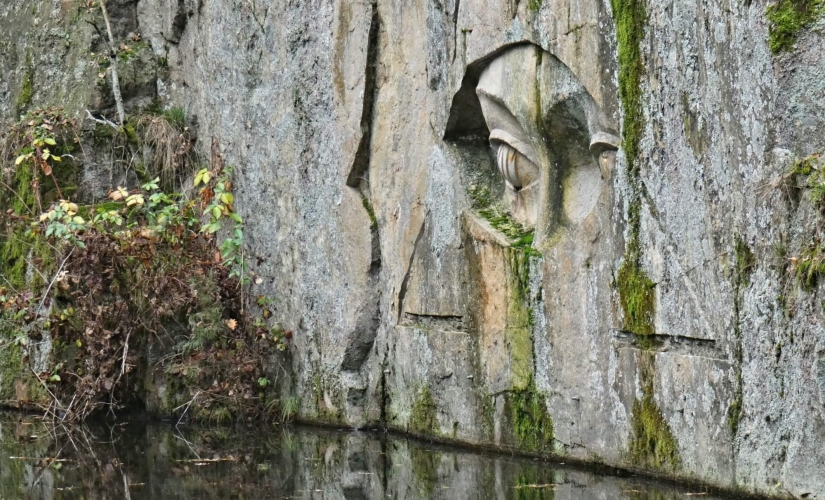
474,44,618,247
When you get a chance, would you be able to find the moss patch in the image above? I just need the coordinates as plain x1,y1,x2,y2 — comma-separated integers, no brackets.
15,52,34,114
734,236,756,286
507,249,535,389
527,0,544,11
766,0,824,54
616,200,656,340
617,260,656,336
468,184,540,256
610,0,647,177
510,377,554,452
410,385,439,434
361,195,377,230
611,0,656,343
629,353,680,470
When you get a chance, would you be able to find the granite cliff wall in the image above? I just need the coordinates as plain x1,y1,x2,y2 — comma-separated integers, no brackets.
2,0,825,496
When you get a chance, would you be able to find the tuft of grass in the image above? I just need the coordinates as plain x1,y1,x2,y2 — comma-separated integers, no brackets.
765,0,824,54
161,107,187,131
281,396,299,422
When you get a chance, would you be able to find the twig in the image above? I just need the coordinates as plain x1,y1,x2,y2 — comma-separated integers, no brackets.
174,390,201,427
122,470,132,500
36,247,74,314
27,366,64,417
98,1,125,126
85,109,119,131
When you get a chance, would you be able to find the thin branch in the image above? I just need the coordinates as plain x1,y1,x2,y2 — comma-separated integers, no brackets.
85,109,119,131
98,1,125,126
36,247,74,314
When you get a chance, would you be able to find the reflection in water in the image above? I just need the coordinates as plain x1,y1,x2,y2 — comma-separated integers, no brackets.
0,412,724,499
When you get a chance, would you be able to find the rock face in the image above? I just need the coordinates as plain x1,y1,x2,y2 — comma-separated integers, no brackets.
4,0,825,496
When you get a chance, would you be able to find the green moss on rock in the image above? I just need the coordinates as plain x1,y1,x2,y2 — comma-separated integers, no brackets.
734,236,756,286
15,52,34,114
766,0,823,54
629,354,680,470
410,385,438,434
507,249,535,389
510,377,554,452
610,0,647,176
616,200,656,339
617,260,655,336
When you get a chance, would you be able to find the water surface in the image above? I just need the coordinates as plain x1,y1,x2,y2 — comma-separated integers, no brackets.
0,412,731,499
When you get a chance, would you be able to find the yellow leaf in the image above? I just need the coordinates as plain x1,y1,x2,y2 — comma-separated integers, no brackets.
39,212,50,222
126,194,144,206
109,187,128,201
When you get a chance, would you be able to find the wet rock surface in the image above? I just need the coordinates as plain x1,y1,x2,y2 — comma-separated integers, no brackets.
2,0,825,496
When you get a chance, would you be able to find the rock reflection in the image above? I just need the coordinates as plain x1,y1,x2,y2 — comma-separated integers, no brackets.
0,412,723,499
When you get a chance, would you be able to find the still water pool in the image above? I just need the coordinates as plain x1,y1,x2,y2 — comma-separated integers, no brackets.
0,412,731,499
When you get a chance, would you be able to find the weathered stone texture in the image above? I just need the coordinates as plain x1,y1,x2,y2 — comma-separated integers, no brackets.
4,0,825,496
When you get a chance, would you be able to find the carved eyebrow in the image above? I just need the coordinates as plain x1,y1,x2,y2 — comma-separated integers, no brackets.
476,89,540,165
475,88,510,113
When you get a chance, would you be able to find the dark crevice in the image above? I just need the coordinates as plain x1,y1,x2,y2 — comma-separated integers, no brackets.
345,1,380,189
452,0,460,62
341,2,382,373
401,313,465,332
396,222,426,322
171,0,189,42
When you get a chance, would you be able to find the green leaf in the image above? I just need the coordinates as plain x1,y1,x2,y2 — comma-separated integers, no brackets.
211,206,222,219
220,192,233,204
15,154,26,165
44,138,57,146
194,168,210,186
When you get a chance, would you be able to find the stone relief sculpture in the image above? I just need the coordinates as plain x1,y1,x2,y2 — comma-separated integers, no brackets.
448,43,620,247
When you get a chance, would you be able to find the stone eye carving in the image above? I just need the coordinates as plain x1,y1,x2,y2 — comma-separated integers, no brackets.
492,133,540,190
445,43,619,248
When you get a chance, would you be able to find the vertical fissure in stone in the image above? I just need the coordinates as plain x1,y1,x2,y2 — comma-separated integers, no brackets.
452,0,461,62
345,0,380,190
341,2,383,372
